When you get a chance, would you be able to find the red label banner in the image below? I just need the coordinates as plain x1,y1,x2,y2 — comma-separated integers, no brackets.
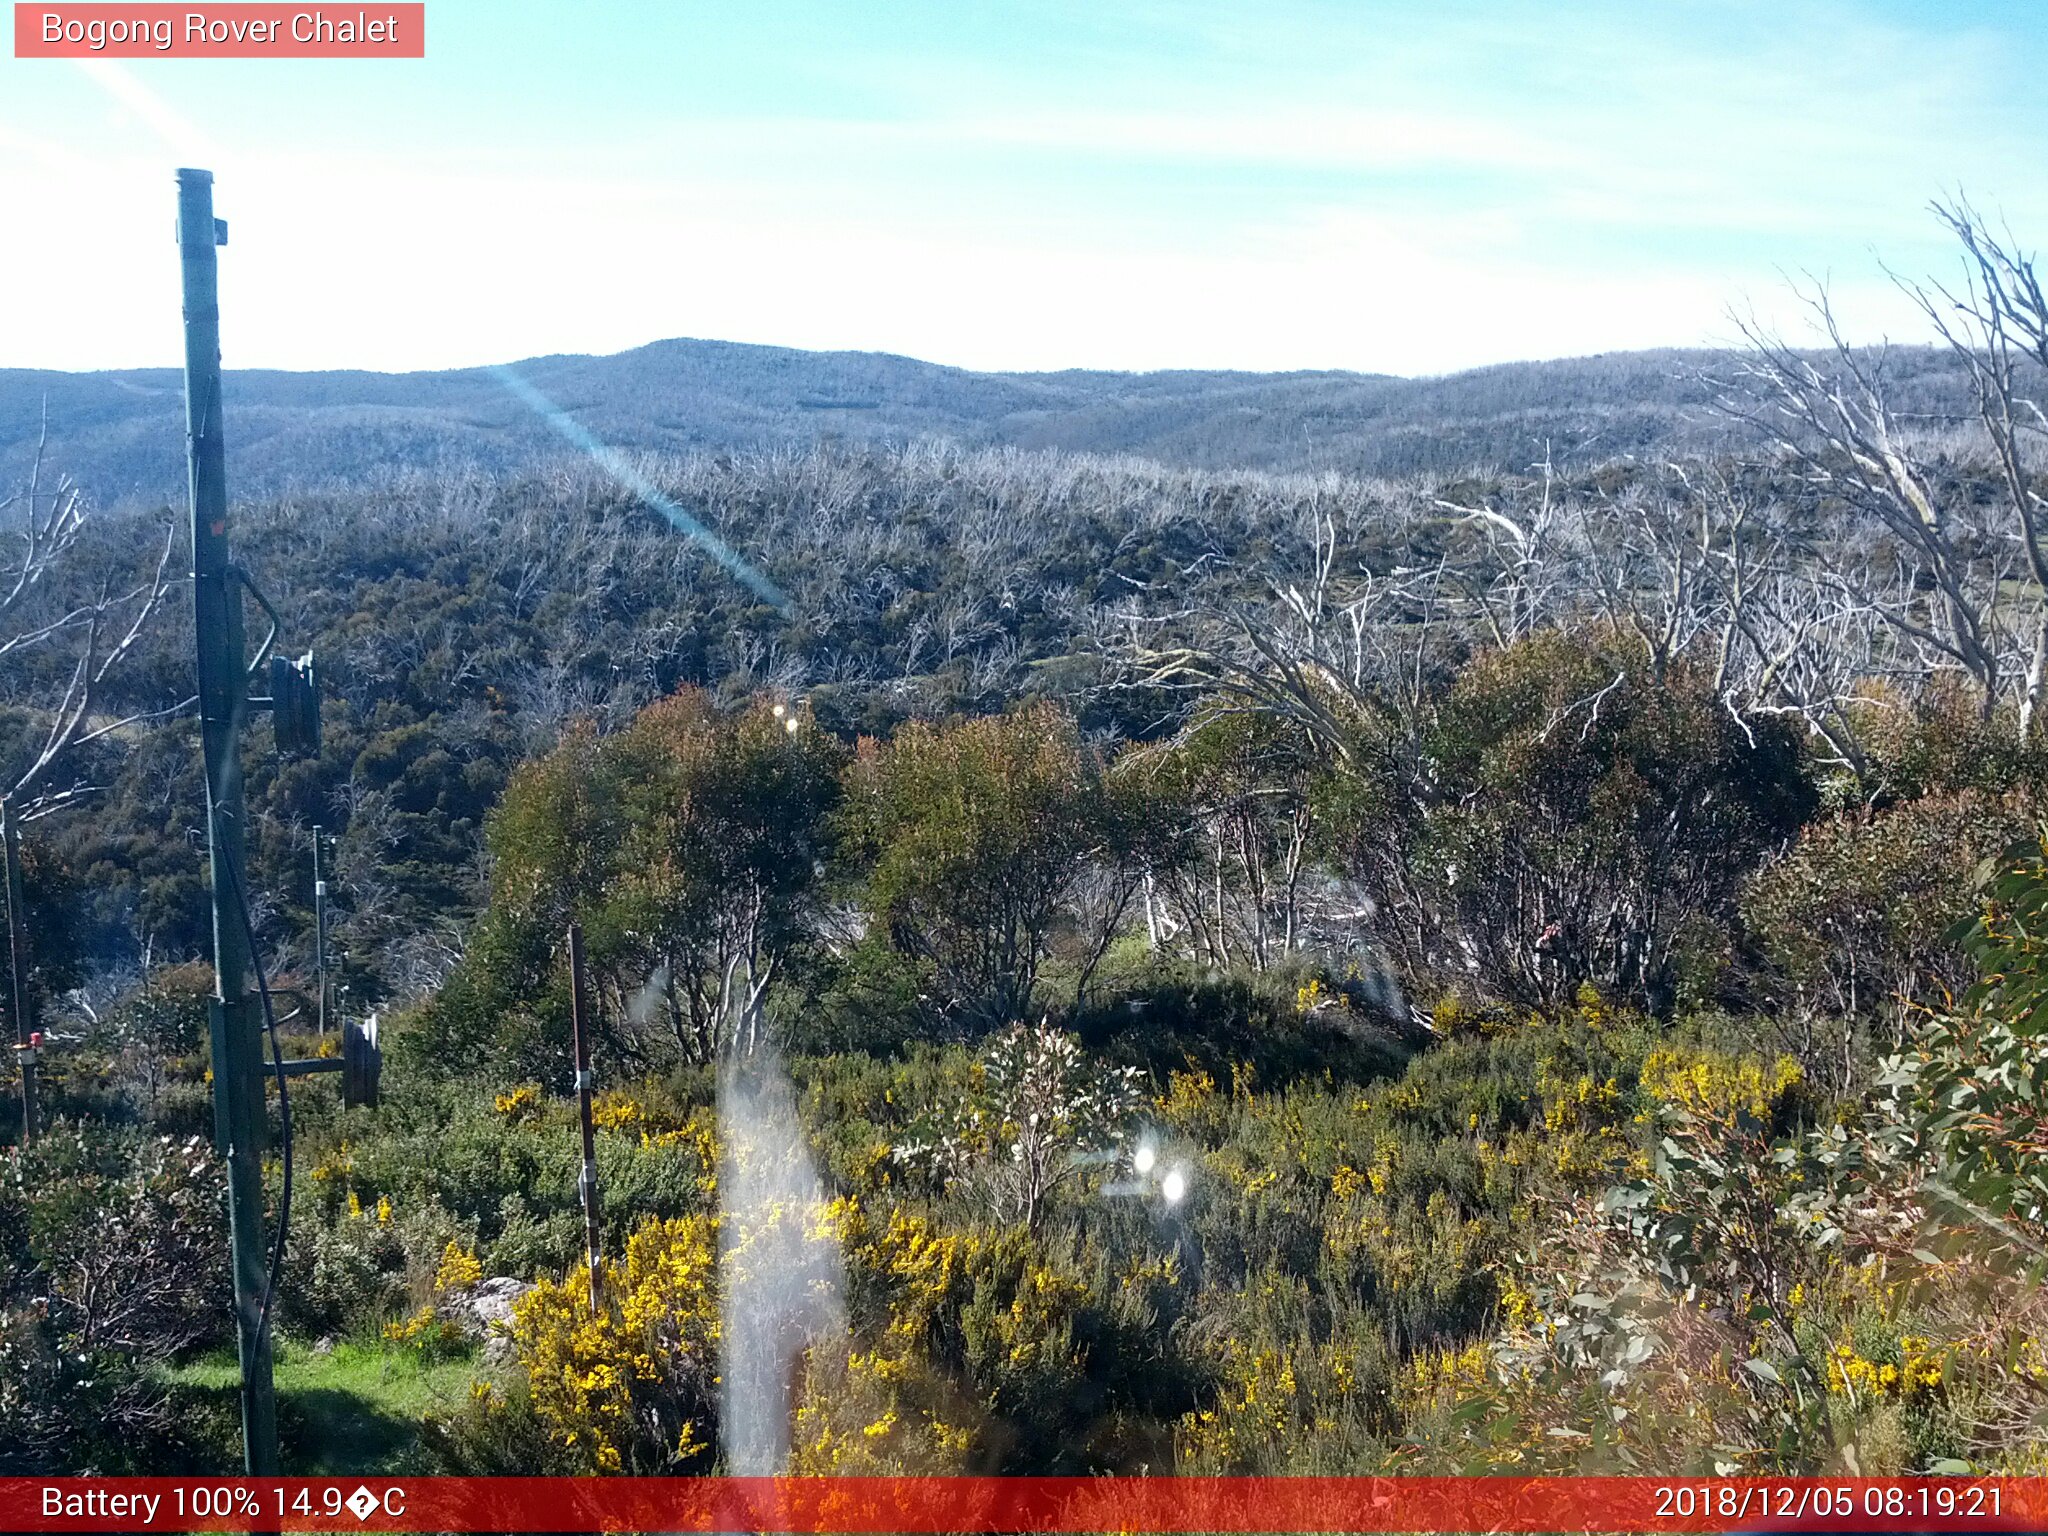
13,4,424,57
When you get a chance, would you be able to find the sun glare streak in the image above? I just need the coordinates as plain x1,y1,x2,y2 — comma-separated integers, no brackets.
490,364,790,612
69,59,222,163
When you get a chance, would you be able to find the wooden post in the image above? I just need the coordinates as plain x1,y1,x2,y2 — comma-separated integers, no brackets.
3,800,39,1143
568,923,603,1311
312,824,328,1037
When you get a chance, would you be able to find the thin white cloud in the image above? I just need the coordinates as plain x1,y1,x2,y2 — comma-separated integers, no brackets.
925,106,1574,174
0,138,1976,376
0,1,2040,374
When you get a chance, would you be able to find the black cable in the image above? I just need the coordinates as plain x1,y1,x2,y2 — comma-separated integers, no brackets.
221,846,291,1347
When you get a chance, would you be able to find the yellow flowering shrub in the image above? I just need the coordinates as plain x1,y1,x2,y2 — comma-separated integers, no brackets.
1640,1046,1803,1123
1536,1070,1623,1133
435,1241,484,1294
1184,1343,1299,1465
493,1083,542,1119
384,1302,463,1359
1824,1334,1946,1401
504,1214,720,1474
1396,1342,1491,1413
1430,993,1470,1036
790,1339,977,1474
308,1139,354,1187
590,1092,644,1133
1495,1272,1541,1331
1179,1325,1391,1473
629,1108,722,1204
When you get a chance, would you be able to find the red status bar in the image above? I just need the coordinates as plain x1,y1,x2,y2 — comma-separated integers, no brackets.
3,1476,2045,1533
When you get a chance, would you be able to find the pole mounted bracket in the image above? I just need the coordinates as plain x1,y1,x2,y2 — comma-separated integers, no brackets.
274,1013,380,1107
342,1014,381,1108
265,653,322,759
228,567,319,759
174,216,228,247
231,565,280,676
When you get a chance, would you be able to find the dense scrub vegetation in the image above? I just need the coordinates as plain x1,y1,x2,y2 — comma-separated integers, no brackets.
5,207,2048,1476
10,653,2046,1475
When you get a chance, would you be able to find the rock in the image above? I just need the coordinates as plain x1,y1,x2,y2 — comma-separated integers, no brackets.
470,1276,531,1327
444,1276,532,1365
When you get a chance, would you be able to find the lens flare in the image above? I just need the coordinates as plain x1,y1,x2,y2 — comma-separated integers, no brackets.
492,364,790,612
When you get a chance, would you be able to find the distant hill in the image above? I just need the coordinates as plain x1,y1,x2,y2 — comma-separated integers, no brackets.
0,336,1978,503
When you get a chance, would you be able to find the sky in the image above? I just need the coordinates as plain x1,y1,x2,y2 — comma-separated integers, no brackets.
2,0,2045,377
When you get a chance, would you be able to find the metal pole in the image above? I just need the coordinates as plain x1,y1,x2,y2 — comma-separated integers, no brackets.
312,825,327,1038
2,800,39,1143
179,166,278,1477
567,923,602,1312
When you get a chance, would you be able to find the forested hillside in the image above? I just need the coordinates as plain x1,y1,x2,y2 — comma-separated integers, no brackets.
0,337,1984,503
4,206,2046,1482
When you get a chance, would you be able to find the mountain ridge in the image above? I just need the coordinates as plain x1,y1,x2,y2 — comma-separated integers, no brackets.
0,334,1973,502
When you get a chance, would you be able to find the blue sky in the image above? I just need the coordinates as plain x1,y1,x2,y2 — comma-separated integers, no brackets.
3,0,2044,375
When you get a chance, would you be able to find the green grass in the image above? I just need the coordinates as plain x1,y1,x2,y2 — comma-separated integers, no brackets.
165,1337,480,1474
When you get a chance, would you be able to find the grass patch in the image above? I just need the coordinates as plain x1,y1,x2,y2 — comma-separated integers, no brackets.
165,1338,480,1474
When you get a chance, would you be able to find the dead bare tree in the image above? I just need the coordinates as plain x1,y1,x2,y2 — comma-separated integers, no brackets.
1615,461,1882,781
0,406,90,664
1720,292,2010,720
1119,538,1418,769
2,416,186,1137
1431,442,1575,648
1904,196,2048,735
1715,200,2048,749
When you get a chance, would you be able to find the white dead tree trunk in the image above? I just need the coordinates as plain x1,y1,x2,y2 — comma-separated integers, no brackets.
1721,293,2006,718
1907,197,2048,740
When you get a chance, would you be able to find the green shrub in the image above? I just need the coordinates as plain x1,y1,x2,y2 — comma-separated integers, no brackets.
838,701,1140,1032
0,1123,232,1472
1327,628,1814,1011
1743,790,2038,1070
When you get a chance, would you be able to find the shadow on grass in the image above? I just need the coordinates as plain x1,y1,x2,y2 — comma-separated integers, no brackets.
164,1341,478,1475
280,1385,421,1475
